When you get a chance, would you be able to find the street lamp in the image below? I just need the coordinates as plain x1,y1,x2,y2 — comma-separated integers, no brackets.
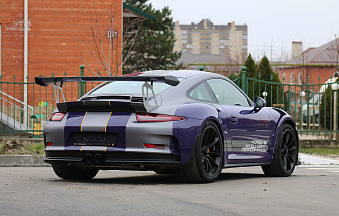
300,91,305,130
262,91,268,101
332,83,338,138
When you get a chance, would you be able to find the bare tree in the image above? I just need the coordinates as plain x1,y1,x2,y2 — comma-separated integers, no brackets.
78,3,144,77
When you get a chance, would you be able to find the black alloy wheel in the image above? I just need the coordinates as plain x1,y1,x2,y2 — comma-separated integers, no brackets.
262,124,298,177
280,128,297,171
175,121,223,183
200,125,222,176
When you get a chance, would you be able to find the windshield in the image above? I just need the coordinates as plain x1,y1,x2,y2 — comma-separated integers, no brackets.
89,80,173,96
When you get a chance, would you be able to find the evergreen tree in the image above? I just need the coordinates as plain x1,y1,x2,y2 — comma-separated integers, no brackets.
249,56,283,107
123,0,181,74
319,78,339,130
244,54,256,78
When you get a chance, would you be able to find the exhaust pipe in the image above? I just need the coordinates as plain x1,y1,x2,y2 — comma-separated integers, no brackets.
84,153,93,163
94,154,104,164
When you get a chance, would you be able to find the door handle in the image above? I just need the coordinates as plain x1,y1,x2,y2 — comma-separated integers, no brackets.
230,115,238,124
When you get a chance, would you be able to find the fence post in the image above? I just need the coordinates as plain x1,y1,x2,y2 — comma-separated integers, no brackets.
241,66,246,92
80,65,85,97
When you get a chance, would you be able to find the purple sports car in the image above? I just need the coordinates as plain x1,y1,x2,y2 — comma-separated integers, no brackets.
35,70,299,183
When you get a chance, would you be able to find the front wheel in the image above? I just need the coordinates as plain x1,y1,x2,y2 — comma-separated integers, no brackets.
262,124,298,177
52,164,99,180
175,121,224,183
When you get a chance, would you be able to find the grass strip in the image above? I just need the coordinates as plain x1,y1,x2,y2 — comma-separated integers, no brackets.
300,148,339,156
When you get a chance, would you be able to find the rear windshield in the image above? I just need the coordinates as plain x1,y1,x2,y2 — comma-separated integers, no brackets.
89,81,172,96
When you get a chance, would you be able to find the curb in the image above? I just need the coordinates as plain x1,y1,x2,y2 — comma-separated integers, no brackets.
0,155,49,167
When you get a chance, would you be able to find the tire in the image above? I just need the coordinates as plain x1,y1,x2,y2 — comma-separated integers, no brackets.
153,169,175,174
52,164,99,180
175,121,223,183
262,124,298,177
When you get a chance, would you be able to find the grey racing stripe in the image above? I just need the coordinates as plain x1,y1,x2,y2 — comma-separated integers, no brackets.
81,112,111,132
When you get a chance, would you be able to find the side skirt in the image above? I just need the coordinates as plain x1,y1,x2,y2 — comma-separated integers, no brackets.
223,162,270,168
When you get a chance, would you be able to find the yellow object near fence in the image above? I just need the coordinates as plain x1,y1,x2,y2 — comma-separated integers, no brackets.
30,115,46,137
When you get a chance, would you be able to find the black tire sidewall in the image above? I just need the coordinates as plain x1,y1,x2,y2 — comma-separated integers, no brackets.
195,121,223,182
275,124,298,176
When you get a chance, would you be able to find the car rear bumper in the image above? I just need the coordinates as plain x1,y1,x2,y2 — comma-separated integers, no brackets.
44,150,182,170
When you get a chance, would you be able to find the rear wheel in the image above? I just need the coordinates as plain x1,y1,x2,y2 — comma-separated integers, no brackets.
262,124,298,177
52,164,99,180
175,121,223,183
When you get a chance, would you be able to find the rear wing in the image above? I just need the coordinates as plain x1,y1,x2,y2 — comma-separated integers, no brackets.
35,75,180,112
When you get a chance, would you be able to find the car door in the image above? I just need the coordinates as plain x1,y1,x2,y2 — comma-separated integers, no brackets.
206,78,272,164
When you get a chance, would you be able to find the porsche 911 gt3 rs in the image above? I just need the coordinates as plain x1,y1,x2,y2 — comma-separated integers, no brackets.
35,70,299,183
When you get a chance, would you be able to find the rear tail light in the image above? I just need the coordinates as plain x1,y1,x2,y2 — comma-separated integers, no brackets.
49,112,66,121
136,113,185,122
46,142,52,146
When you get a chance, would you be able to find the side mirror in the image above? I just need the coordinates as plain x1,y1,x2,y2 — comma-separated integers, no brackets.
254,97,266,109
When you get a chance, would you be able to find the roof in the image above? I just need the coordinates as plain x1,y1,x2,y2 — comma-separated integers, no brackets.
139,70,204,79
287,38,339,64
175,52,237,71
179,20,247,32
123,3,154,24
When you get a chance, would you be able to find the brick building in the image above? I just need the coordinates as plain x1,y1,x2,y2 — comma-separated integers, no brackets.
279,39,339,92
0,0,152,101
0,0,152,131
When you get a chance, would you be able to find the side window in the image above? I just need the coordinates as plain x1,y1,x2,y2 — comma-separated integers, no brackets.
207,79,250,106
188,82,213,102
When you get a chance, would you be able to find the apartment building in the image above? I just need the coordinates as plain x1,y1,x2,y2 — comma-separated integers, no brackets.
174,19,248,62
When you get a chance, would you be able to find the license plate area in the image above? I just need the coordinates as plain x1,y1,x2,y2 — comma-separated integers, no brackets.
73,132,116,147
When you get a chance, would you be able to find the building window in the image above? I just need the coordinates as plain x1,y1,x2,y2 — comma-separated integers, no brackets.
282,73,286,83
182,40,187,44
178,36,181,39
298,72,302,84
230,32,233,34
242,35,247,39
182,31,187,34
234,37,237,39
182,35,187,39
230,37,232,39
290,73,294,84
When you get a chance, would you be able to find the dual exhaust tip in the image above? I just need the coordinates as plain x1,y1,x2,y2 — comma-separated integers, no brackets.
84,153,104,164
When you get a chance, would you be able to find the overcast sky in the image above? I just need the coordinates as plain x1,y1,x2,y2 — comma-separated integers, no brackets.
148,0,339,61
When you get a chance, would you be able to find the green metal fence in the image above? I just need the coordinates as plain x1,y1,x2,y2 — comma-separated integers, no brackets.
1,65,338,138
0,66,102,137
230,67,339,137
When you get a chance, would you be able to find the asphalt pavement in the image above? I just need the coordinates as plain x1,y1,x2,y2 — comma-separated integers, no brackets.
1,165,338,216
